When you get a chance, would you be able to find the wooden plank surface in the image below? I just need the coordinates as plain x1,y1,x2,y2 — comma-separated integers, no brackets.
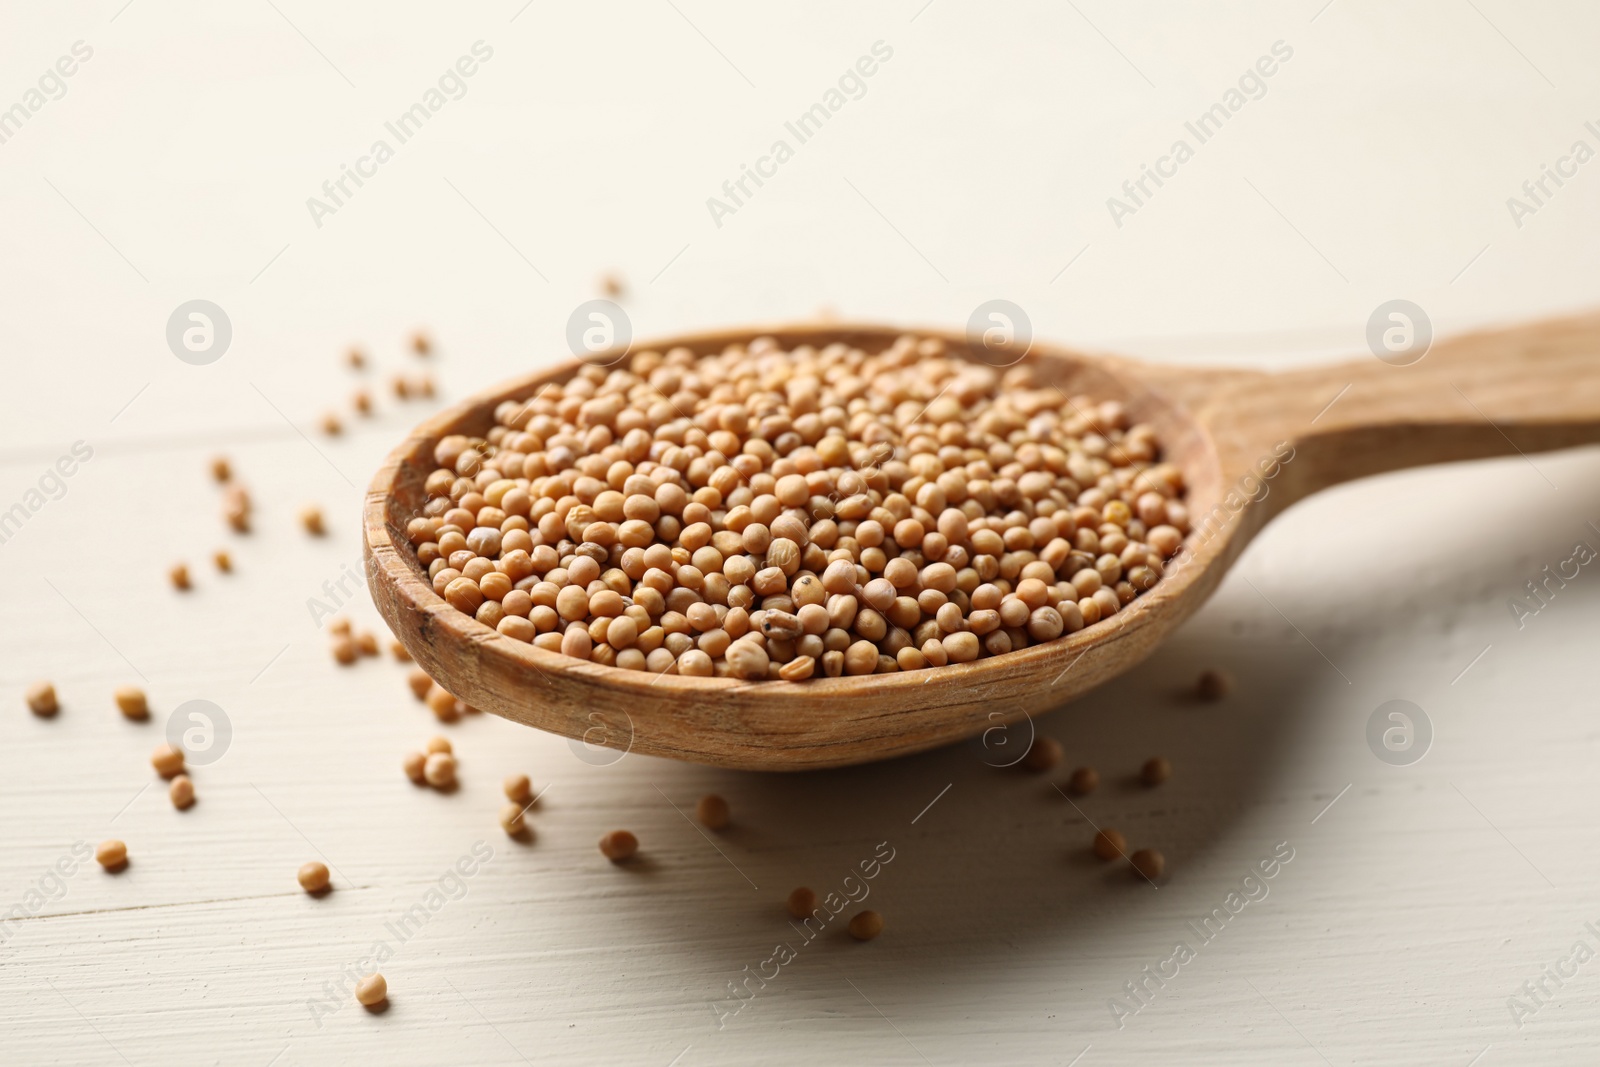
3,2,1599,1064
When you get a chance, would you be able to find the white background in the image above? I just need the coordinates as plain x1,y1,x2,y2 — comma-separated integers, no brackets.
2,2,1598,1064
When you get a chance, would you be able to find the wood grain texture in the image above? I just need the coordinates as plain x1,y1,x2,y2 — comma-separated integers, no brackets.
366,316,1600,771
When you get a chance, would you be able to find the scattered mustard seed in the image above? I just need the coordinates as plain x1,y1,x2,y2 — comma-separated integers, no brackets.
1092,828,1127,862
213,549,233,573
346,346,366,370
222,485,251,532
402,750,427,784
320,412,342,436
1197,669,1231,702
424,736,452,755
151,744,185,779
299,505,325,536
695,794,730,831
848,910,884,941
95,839,128,870
355,632,378,657
600,272,625,298
786,887,817,920
114,686,148,721
352,389,373,416
210,455,231,483
426,685,461,723
1130,848,1165,880
169,774,195,810
1021,736,1062,773
503,774,533,805
1140,756,1171,787
423,752,456,787
1067,766,1098,795
331,636,358,666
406,669,434,700
25,681,58,717
499,803,526,835
169,563,191,591
390,640,413,663
391,375,411,400
599,830,638,862
355,973,387,1008
298,861,331,893
410,330,432,356
328,617,352,636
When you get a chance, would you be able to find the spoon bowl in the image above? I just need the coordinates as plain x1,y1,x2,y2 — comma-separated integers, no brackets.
366,315,1600,770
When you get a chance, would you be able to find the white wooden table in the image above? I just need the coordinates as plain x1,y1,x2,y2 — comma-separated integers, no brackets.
3,2,1598,1063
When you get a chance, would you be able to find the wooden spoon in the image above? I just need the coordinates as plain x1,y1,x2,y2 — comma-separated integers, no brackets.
365,314,1600,771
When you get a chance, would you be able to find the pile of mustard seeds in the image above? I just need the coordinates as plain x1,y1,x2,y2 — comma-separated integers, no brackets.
403,334,1188,680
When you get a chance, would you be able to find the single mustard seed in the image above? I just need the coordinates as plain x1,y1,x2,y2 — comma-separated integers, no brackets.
402,750,427,784
1093,828,1128,862
503,774,533,804
1130,848,1165,880
95,839,128,870
210,455,231,482
26,681,58,717
346,346,366,370
786,887,817,920
1140,756,1172,787
298,861,331,893
599,830,638,862
169,563,191,591
169,774,195,810
355,632,378,657
114,686,148,721
1067,766,1099,795
151,743,185,779
355,973,387,1008
499,803,527,835
424,735,452,755
328,617,352,636
390,640,413,663
320,412,342,436
423,752,457,787
1021,736,1063,773
848,910,884,941
406,669,434,700
426,685,461,722
352,389,373,416
300,505,325,536
410,330,432,356
696,794,731,830
1197,669,1231,702
331,636,358,666
213,549,232,573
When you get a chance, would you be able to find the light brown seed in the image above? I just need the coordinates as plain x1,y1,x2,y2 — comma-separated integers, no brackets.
696,794,730,830
1130,848,1165,880
169,774,195,809
299,505,325,536
355,973,387,1007
95,839,127,870
25,681,58,717
331,636,358,665
1140,756,1171,787
848,910,884,941
213,550,232,573
346,346,366,370
786,887,817,919
390,640,413,662
169,563,191,590
298,861,331,893
210,455,231,482
407,670,434,700
321,412,342,436
499,803,527,835
1092,828,1127,861
503,773,532,804
423,751,457,787
151,744,185,779
425,735,452,755
1021,736,1062,773
402,750,427,784
355,632,379,657
1196,669,1231,702
599,830,638,862
411,330,433,356
114,686,148,720
1067,766,1098,795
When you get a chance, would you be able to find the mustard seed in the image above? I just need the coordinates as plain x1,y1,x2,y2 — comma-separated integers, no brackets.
425,735,452,755
1021,736,1062,773
402,750,427,784
213,549,232,573
328,617,352,636
499,803,526,835
411,330,432,355
352,389,373,415
298,861,331,893
320,412,342,436
503,773,532,804
423,752,457,787
210,455,231,482
1197,669,1231,702
599,830,638,862
1067,766,1098,795
355,632,379,657
95,839,127,870
355,973,387,1008
299,505,325,536
848,910,884,941
151,744,184,779
390,640,413,663
1130,848,1165,880
169,774,195,809
786,887,817,919
696,794,730,830
406,669,433,700
114,686,148,720
346,346,366,370
426,685,461,722
25,681,58,717
331,636,358,665
1092,828,1127,861
1140,756,1171,787
169,563,191,590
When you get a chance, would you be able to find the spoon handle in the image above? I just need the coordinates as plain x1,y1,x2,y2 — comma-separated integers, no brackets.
1190,309,1600,509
